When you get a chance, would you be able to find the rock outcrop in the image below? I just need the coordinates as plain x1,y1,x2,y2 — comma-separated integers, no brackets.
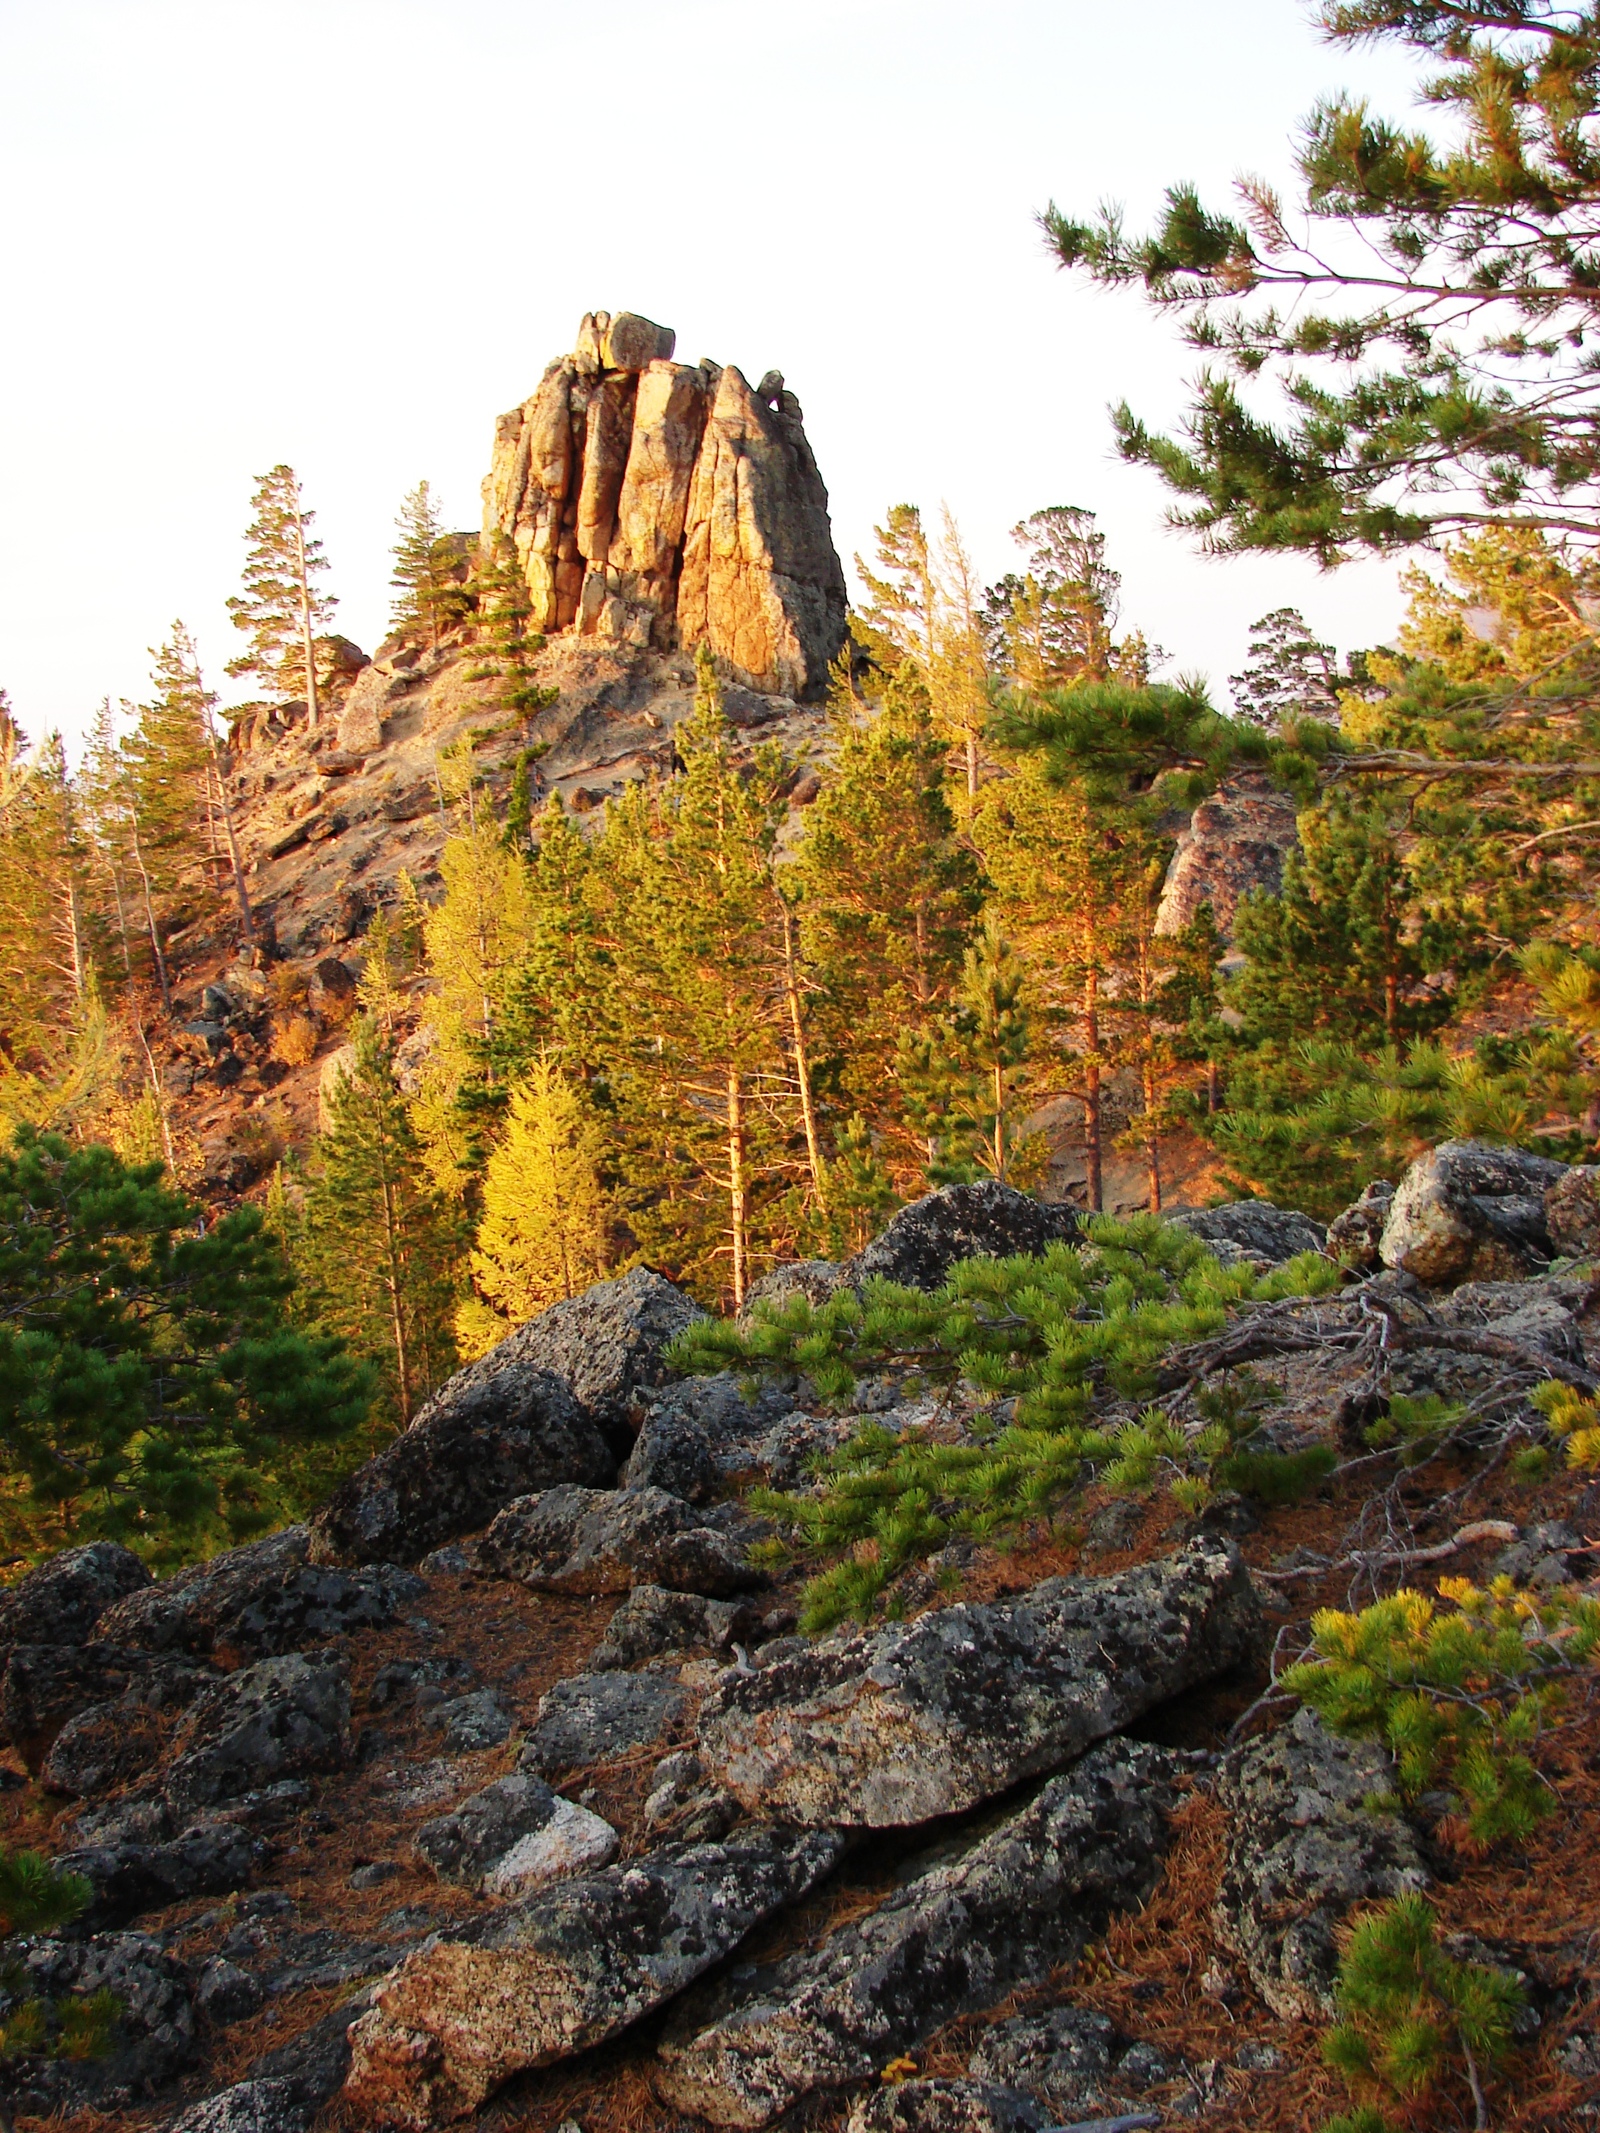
1154,775,1300,939
1379,1139,1568,1286
697,1540,1259,1826
482,311,847,699
473,1483,765,1598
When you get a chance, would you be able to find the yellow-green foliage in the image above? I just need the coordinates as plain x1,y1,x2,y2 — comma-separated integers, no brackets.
468,1052,610,1327
671,1216,1340,1628
1285,1577,1600,1847
1532,1378,1600,1471
1323,1893,1523,2133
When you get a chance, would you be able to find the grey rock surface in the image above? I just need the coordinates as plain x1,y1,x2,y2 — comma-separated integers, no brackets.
96,1526,423,1662
1545,1163,1600,1257
57,1815,268,1929
1326,1180,1395,1270
969,2005,1184,2122
308,1367,612,1567
739,1260,850,1319
622,1373,844,1502
519,1668,689,1775
12,1928,196,2112
843,1183,1078,1292
424,1689,512,1752
1167,1202,1326,1265
162,1652,353,1820
475,1483,764,1597
1379,1139,1568,1286
590,1585,759,1670
697,1539,1258,1826
426,1266,705,1463
168,2078,312,2133
39,1655,215,1798
656,1742,1180,2126
1214,1706,1430,2017
343,1825,846,2127
414,1771,615,1889
2,1640,188,1772
0,1540,149,1664
844,2079,1050,2133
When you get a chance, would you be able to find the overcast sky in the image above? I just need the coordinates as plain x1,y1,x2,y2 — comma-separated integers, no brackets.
0,0,1423,746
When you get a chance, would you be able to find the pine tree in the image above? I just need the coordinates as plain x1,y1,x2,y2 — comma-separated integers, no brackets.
793,672,981,1181
855,504,936,671
1228,607,1341,727
897,918,1039,1186
135,625,254,946
987,505,1120,689
1045,5,1600,561
468,1051,610,1335
225,465,336,726
927,507,996,801
391,481,467,650
300,1018,463,1425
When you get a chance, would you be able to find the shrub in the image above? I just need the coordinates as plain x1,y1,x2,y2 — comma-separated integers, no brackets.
271,1013,319,1067
1284,1577,1600,1847
1531,1379,1600,1471
1322,1893,1523,2131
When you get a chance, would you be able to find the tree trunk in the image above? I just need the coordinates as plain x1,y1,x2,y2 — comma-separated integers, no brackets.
203,720,255,947
1385,967,1399,1044
727,1066,748,1309
965,729,979,801
295,511,320,730
378,1129,414,1425
1144,1047,1162,1213
781,904,826,1208
991,1053,1007,1185
129,817,172,1014
1081,967,1102,1213
1206,1057,1220,1114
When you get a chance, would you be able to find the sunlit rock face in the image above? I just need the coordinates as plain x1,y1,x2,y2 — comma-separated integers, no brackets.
482,310,848,700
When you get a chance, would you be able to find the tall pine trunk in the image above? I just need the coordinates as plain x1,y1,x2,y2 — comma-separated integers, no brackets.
780,904,826,1208
377,1132,415,1425
203,724,255,948
296,511,320,729
1081,967,1102,1213
128,815,172,1014
727,1066,748,1309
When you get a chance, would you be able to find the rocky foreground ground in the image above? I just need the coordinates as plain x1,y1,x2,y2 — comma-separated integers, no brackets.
2,1156,1599,2133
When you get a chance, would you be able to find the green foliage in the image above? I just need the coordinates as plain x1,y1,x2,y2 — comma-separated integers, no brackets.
1045,5,1600,561
1322,1894,1523,2129
669,1218,1339,1626
989,675,1258,809
390,481,471,649
1229,607,1344,728
225,464,335,715
0,1845,117,2069
1531,1378,1600,1471
0,1848,90,1939
1361,1392,1469,1464
1284,1577,1600,1847
0,1126,372,1560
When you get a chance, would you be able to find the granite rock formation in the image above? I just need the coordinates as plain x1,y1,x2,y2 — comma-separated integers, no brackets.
1154,775,1300,940
482,311,848,699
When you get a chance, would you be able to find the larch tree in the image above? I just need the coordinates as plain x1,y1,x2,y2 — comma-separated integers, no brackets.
226,465,336,727
391,481,464,650
855,504,936,671
466,1050,610,1345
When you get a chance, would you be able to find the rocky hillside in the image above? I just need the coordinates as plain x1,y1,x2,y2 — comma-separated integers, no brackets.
1,1148,1597,2133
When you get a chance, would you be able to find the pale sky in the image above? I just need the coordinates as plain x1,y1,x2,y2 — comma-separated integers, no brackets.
0,1,1424,745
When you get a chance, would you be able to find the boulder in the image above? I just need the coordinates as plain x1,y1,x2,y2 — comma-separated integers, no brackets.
844,1182,1078,1292
95,1526,424,1663
342,1826,846,2127
423,1689,512,1752
518,1668,689,1776
0,1540,149,1662
1213,1706,1430,2018
169,2078,311,2133
404,1266,703,1467
474,1484,764,1598
968,2008,1187,2123
1327,1179,1396,1270
10,1929,195,2113
308,1370,611,1567
1379,1140,1569,1286
1167,1202,1326,1265
600,311,677,370
1153,776,1301,941
590,1585,760,1671
2,1641,172,1772
414,1772,618,1893
39,1656,215,1798
162,1652,353,1820
622,1374,840,1503
56,1816,268,1929
1545,1163,1600,1258
845,2082,1049,2133
334,664,409,756
739,1260,850,1319
697,1539,1258,1827
655,1742,1179,2126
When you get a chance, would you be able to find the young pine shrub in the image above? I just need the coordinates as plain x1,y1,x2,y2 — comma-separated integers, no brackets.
1284,1577,1600,1848
0,1846,117,2068
1531,1379,1600,1472
1322,1893,1524,2133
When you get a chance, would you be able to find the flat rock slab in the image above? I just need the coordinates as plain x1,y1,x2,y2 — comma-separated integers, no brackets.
308,1369,613,1567
343,1826,845,2127
656,1742,1180,2126
519,1669,689,1777
1213,1705,1430,2018
698,1539,1258,1826
475,1483,764,1597
415,1772,618,1892
97,1526,423,1663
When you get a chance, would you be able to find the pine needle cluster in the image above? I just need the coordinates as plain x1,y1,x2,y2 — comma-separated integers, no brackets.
1284,1578,1600,1849
0,1845,117,2069
670,1217,1339,1627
